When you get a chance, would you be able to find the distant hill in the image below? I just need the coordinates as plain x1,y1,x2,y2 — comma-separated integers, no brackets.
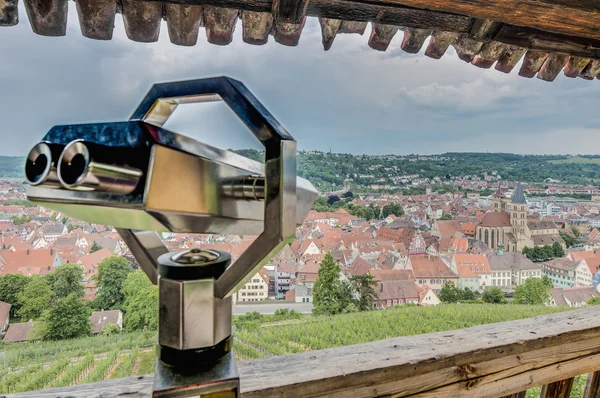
0,156,25,178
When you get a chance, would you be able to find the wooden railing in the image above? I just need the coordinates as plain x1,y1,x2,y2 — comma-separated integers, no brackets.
15,306,600,397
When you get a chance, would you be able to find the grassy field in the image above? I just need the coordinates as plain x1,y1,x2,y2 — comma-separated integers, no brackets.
0,304,582,394
549,157,600,164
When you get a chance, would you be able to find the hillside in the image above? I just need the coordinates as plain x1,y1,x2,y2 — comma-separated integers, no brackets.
6,151,600,191
0,304,575,394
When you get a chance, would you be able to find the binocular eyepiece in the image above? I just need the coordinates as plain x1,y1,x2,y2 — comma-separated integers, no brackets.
26,140,143,195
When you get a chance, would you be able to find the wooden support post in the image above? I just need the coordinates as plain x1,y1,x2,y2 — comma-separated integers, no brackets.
0,0,18,26
272,0,307,24
319,18,341,50
165,4,203,46
540,378,575,398
495,45,526,73
563,57,590,78
368,24,398,51
424,31,458,59
538,53,569,81
519,50,549,78
203,6,238,45
338,20,367,35
453,34,483,62
472,41,506,68
401,28,431,53
584,372,600,398
242,11,273,45
23,0,68,36
75,0,117,40
121,0,162,43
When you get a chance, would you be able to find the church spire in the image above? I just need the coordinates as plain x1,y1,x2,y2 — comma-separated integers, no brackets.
512,182,526,204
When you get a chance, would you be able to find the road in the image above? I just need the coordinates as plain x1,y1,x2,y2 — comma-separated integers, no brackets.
233,302,313,315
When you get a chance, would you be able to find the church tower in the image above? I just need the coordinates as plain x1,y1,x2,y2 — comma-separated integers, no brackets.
511,183,527,248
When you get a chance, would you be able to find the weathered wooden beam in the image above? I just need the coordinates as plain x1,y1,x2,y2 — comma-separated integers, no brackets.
469,19,502,41
424,31,458,59
495,45,527,73
494,25,600,59
23,0,68,36
401,28,431,53
537,53,568,81
274,18,305,46
338,20,367,35
453,34,483,62
121,0,162,43
472,41,506,68
273,0,307,24
242,11,273,45
319,17,341,50
165,4,203,46
355,0,600,42
580,59,600,80
540,377,575,398
368,23,398,51
500,392,527,398
583,372,600,398
203,6,238,45
563,57,590,78
75,0,116,40
519,50,549,77
23,307,600,398
0,0,18,26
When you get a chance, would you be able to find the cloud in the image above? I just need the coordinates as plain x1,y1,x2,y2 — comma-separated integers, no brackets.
1,3,599,157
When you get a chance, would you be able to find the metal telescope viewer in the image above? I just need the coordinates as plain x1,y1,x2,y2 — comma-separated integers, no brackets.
24,77,318,397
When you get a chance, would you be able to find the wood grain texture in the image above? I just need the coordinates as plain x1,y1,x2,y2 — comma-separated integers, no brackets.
584,371,600,398
519,50,549,77
203,6,238,45
319,17,342,50
368,23,398,51
424,30,458,59
75,0,117,40
0,0,18,26
242,11,273,45
540,378,575,398
495,45,527,73
563,57,590,78
537,53,568,81
501,392,527,398
18,306,600,398
472,41,506,68
401,28,431,53
453,34,483,62
165,4,204,46
23,0,68,36
273,0,308,23
121,0,162,42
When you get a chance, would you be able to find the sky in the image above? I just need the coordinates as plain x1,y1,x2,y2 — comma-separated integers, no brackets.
1,2,600,156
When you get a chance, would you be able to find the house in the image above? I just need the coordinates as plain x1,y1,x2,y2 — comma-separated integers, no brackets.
0,301,11,332
451,254,492,292
370,269,415,282
296,260,320,288
237,269,269,302
286,284,313,303
407,255,459,293
376,228,426,255
568,251,596,262
373,280,440,308
290,239,321,257
78,248,112,278
549,287,600,307
0,249,62,276
273,262,296,293
485,249,541,288
542,259,591,288
42,223,68,241
90,310,123,334
431,220,463,239
3,321,35,342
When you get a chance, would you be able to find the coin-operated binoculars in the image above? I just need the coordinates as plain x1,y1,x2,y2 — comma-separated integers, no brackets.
24,77,318,397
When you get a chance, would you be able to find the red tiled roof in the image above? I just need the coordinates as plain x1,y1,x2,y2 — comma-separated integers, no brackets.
370,269,415,281
409,255,458,279
478,212,512,227
569,251,596,261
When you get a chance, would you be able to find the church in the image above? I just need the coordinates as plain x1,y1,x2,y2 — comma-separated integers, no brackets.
476,183,565,253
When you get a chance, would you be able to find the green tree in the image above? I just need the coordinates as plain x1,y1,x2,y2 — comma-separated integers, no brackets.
343,191,354,198
349,273,378,311
381,203,404,218
312,253,351,315
0,274,30,317
541,275,554,288
559,232,576,248
122,270,158,331
90,241,103,253
327,195,340,205
10,215,32,225
93,256,132,310
552,242,566,258
542,245,555,259
67,223,83,233
50,212,58,221
571,226,581,238
513,278,551,305
60,216,69,225
438,281,461,303
18,275,54,320
46,263,84,299
439,214,453,220
460,287,476,301
587,297,600,306
522,247,533,260
37,293,91,340
100,323,122,336
482,287,507,304
532,246,545,261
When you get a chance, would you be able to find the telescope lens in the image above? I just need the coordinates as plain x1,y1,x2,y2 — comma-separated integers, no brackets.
25,142,53,185
59,153,87,185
